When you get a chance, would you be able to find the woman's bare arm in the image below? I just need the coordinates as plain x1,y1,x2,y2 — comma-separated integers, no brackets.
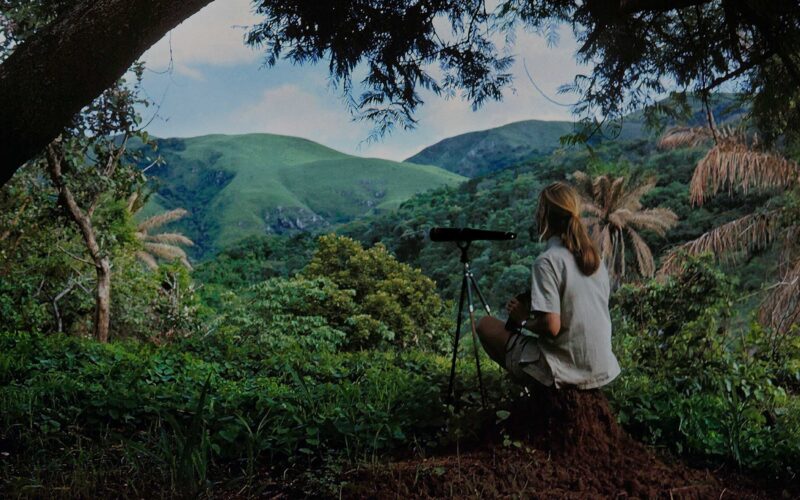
506,297,561,337
525,312,561,337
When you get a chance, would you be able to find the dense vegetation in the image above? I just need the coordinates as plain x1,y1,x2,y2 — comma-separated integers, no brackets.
341,137,776,310
2,250,798,496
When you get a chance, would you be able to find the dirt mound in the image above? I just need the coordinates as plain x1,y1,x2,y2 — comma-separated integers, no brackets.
344,446,728,498
342,387,770,499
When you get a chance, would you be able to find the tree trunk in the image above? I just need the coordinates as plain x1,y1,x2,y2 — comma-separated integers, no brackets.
46,143,111,342
0,0,214,186
95,257,112,343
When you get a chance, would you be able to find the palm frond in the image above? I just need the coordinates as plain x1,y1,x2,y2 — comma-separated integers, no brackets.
617,177,657,211
759,256,800,333
581,201,603,217
145,233,194,246
607,176,627,211
627,227,655,277
778,225,800,276
126,192,139,213
607,210,626,230
598,225,613,259
659,210,784,274
592,175,614,212
136,250,158,270
572,170,593,194
658,126,714,149
658,125,743,150
626,208,679,236
144,242,189,262
138,208,189,233
690,142,799,205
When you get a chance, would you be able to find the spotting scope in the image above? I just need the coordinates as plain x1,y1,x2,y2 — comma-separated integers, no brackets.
429,227,516,243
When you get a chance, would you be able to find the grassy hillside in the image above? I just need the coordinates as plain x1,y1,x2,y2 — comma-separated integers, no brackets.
405,94,745,177
404,119,646,177
139,134,465,258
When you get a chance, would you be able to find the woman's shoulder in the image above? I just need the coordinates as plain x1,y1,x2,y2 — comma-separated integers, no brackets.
533,247,572,279
535,244,572,265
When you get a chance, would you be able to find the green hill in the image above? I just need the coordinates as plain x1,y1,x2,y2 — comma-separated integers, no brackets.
404,119,646,177
139,134,465,258
404,94,746,178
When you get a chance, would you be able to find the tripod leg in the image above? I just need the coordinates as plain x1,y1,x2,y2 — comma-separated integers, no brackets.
469,272,492,316
466,274,488,408
447,274,468,401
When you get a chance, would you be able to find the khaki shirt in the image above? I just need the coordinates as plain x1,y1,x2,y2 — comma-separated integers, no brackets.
521,236,621,389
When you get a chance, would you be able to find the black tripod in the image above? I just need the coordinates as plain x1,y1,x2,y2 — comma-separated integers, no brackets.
446,240,491,407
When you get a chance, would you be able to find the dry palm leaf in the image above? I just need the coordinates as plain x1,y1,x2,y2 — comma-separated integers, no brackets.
136,250,158,270
138,208,189,232
627,227,655,277
759,256,800,333
690,142,799,205
130,202,194,270
658,126,714,149
658,125,742,150
581,201,603,217
598,225,613,260
575,171,677,283
659,209,784,274
626,208,679,236
146,233,194,246
617,177,657,212
144,241,189,262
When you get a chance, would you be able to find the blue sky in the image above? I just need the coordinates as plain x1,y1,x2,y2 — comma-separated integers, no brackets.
139,0,586,161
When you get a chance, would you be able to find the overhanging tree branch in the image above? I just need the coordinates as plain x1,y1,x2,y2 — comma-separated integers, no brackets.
618,0,712,14
0,0,214,186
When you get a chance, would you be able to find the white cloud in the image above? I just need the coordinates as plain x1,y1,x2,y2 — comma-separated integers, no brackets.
173,63,206,81
227,84,365,147
141,0,259,78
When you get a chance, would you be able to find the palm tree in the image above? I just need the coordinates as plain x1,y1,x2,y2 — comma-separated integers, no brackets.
572,171,678,285
658,125,800,335
126,193,194,270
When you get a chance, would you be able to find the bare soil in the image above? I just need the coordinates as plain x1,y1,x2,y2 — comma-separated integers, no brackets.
338,387,796,499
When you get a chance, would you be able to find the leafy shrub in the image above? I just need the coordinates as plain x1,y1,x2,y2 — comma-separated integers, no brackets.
0,330,509,495
302,234,453,352
609,255,800,476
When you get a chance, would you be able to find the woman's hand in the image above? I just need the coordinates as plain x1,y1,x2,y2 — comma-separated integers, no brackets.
505,297,527,323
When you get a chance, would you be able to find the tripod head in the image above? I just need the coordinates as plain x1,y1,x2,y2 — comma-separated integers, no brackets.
429,227,517,264
456,240,471,263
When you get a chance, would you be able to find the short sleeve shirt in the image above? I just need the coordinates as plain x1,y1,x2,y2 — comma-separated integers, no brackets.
521,236,621,389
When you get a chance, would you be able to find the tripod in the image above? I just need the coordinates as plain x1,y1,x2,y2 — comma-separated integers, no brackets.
446,240,491,408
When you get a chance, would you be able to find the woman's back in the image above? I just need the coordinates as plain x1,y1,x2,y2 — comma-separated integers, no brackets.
530,236,620,389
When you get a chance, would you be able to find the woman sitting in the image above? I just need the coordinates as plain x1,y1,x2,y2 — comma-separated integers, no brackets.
476,181,620,390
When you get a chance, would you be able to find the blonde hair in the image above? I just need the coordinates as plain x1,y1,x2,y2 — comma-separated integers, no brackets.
536,182,601,275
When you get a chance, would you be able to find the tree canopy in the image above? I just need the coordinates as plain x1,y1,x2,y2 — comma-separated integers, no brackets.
247,0,800,142
2,0,799,185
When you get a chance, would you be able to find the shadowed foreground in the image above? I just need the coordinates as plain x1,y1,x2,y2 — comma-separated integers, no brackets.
340,389,792,499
